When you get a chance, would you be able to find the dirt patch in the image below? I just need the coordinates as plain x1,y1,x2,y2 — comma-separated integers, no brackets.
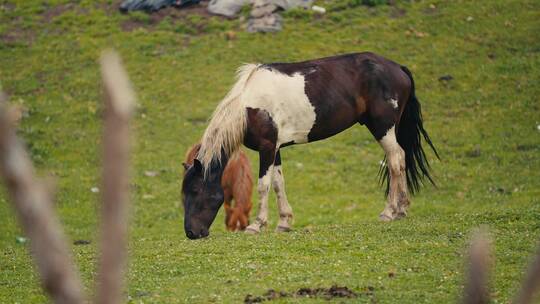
389,7,406,19
147,1,214,22
73,239,91,245
42,3,73,22
244,285,370,303
119,1,224,32
0,26,35,46
42,3,88,22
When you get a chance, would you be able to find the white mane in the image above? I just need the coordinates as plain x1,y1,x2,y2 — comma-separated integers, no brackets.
197,63,259,176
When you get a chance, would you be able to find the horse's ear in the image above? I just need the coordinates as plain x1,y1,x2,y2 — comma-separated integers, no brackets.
182,162,190,170
193,159,203,173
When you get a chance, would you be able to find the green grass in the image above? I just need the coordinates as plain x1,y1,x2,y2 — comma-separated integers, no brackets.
1,0,539,302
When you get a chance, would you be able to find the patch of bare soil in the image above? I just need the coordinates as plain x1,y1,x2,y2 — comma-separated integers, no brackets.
244,285,370,303
389,7,406,19
0,26,35,46
119,1,224,32
42,3,73,22
148,1,214,22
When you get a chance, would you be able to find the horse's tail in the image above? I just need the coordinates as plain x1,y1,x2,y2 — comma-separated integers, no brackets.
382,66,439,195
198,63,259,177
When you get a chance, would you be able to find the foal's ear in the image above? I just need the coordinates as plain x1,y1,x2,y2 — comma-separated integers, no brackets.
193,159,203,173
182,162,190,170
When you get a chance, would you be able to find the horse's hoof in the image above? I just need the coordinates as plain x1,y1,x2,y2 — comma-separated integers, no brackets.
379,214,394,222
395,212,407,220
245,226,260,234
275,226,292,233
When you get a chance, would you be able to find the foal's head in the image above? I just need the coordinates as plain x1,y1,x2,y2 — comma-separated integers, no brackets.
181,159,224,239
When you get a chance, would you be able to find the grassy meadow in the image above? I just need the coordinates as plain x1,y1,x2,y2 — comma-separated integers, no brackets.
1,0,539,302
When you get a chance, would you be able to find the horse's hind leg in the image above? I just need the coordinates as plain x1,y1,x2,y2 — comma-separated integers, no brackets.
365,103,409,221
245,145,276,234
376,125,409,221
272,150,293,232
379,126,409,220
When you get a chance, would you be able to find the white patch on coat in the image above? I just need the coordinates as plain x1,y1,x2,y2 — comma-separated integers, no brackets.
389,98,398,109
242,68,317,145
379,125,397,151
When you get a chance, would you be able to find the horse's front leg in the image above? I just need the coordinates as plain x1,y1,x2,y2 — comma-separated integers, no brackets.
272,150,293,232
245,146,276,234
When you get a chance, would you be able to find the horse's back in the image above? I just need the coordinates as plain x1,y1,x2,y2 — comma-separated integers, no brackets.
241,52,411,145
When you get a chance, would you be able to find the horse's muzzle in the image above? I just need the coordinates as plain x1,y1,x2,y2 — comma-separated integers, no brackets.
185,229,209,240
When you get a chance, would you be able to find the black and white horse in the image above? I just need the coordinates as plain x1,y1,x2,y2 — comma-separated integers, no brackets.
182,52,438,239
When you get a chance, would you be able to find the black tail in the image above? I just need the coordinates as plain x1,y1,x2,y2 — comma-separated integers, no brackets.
379,66,440,195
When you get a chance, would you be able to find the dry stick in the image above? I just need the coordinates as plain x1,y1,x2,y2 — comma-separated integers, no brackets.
95,50,135,304
462,229,492,304
514,244,540,304
0,93,85,304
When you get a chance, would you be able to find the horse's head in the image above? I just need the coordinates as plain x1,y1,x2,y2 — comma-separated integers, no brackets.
181,159,224,240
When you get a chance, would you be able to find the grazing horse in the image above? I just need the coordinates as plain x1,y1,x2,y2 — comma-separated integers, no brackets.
182,52,438,239
183,143,253,231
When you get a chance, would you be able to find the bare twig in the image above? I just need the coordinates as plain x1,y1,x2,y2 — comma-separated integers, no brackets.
463,228,492,304
514,244,540,304
95,50,135,304
0,93,85,304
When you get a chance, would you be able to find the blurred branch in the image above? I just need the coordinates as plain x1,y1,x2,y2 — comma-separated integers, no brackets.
95,50,135,304
0,93,85,304
514,244,540,304
463,229,491,304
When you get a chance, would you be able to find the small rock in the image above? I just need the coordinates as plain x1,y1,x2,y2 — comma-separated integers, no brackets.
312,5,326,14
345,204,358,211
429,3,436,9
134,291,150,298
466,16,473,22
144,170,159,177
295,162,303,169
415,31,427,38
16,236,27,244
438,75,453,82
91,187,99,193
